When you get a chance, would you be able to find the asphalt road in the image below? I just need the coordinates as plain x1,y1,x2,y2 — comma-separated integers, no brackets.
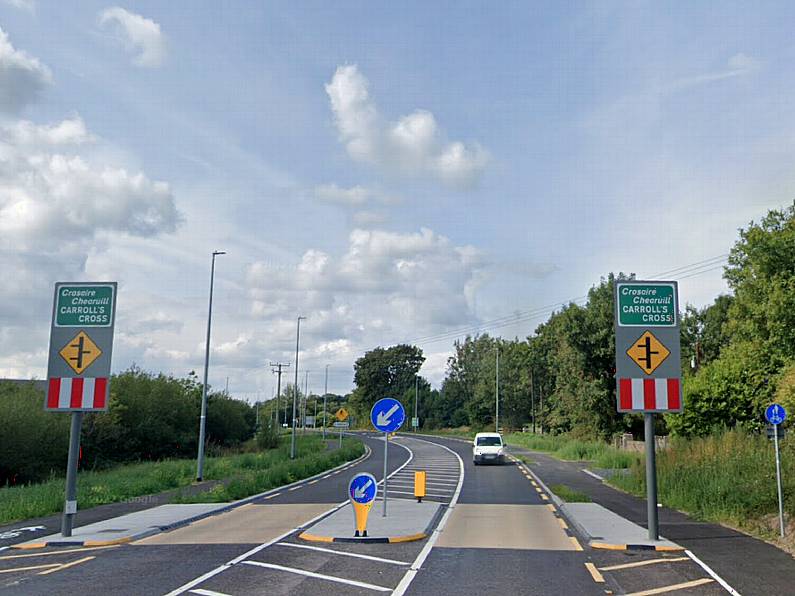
0,433,746,595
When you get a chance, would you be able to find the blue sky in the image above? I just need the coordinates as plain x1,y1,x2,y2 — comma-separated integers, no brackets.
2,1,793,397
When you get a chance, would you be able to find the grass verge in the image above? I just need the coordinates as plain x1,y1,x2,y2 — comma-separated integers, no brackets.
550,484,591,502
503,432,641,470
0,435,363,525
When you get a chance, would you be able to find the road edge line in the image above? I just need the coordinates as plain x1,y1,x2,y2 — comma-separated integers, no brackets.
685,549,742,596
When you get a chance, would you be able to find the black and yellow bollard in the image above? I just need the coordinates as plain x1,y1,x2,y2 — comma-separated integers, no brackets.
414,471,426,503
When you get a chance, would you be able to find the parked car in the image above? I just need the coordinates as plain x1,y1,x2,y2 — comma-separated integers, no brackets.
472,432,505,465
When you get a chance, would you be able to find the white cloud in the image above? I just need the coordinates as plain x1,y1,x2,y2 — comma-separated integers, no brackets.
325,65,488,189
352,210,387,226
314,183,371,206
0,27,52,113
98,7,166,68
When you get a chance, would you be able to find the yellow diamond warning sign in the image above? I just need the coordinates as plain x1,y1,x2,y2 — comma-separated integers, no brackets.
335,407,349,422
60,331,102,374
626,331,670,375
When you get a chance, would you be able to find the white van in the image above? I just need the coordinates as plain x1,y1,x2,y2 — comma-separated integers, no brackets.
472,432,505,465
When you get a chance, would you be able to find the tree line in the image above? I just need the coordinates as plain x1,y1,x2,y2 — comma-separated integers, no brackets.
349,203,795,439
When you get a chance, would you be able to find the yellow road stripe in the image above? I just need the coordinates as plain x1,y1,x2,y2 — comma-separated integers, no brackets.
557,517,569,530
83,537,132,547
546,504,556,512
0,544,119,560
0,563,61,574
585,562,605,583
624,578,714,596
591,542,628,551
599,557,690,572
388,533,427,543
541,494,549,501
569,536,583,551
297,532,334,543
37,556,95,575
10,543,47,550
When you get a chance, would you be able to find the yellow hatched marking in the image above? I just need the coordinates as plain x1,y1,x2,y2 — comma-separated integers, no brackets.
546,504,556,512
599,557,689,572
569,536,583,551
585,562,605,583
624,578,714,596
37,556,95,575
0,545,119,560
557,517,569,530
541,494,549,501
0,563,61,574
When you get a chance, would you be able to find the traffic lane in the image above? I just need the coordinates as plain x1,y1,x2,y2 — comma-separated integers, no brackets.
0,544,247,596
406,435,544,505
406,548,604,596
255,433,410,504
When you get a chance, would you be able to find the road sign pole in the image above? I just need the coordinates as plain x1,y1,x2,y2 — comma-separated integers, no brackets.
383,432,389,517
644,412,659,541
774,428,785,537
61,412,83,537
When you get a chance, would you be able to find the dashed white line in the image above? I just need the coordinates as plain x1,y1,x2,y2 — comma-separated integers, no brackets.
242,561,391,592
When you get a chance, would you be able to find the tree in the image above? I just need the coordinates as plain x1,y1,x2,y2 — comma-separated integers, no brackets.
350,344,424,419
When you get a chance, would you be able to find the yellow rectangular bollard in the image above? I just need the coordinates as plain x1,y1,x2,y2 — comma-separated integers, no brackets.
414,471,426,503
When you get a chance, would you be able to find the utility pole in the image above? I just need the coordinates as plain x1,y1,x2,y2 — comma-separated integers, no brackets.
530,370,536,434
323,364,329,439
270,362,290,426
291,316,305,459
414,375,419,432
495,343,500,433
196,249,225,482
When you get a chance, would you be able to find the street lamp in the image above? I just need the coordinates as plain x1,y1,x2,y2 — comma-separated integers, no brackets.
495,342,500,433
196,250,225,481
291,316,306,459
323,364,329,440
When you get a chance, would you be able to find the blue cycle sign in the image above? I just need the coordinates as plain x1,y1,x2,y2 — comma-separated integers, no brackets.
370,398,406,433
766,403,787,425
348,472,377,505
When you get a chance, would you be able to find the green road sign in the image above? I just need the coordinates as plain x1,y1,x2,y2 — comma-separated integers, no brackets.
54,284,115,327
616,282,676,327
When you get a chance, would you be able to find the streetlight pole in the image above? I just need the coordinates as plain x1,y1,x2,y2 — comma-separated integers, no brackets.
196,250,225,481
323,364,329,439
290,316,305,459
414,375,419,432
495,343,500,433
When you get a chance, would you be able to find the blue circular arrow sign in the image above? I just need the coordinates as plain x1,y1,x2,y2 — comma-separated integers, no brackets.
348,472,377,505
766,403,787,425
370,398,406,433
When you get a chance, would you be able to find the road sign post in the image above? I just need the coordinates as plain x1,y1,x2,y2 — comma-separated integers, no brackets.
335,407,349,448
614,280,681,542
766,403,787,537
46,282,117,537
348,472,377,537
370,398,406,517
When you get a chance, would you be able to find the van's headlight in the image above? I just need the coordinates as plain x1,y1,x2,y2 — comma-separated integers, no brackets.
497,448,505,456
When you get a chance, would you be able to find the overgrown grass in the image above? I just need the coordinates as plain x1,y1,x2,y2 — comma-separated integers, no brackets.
550,484,592,502
0,436,363,525
610,429,792,527
503,433,641,469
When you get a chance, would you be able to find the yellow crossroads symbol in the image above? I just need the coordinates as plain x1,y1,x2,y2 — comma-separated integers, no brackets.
335,407,349,422
626,331,670,375
60,331,101,374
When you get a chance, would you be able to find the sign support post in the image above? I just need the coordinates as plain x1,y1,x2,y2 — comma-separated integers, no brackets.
383,432,389,517
644,413,658,540
766,403,787,537
61,412,83,536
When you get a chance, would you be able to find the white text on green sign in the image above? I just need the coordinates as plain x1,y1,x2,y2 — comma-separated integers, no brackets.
617,283,675,327
55,285,115,327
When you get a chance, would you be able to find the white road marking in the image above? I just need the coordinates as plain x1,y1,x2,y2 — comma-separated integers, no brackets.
581,469,605,481
242,560,391,592
384,489,451,498
685,550,741,596
623,578,714,595
276,542,409,565
37,555,95,575
190,589,233,596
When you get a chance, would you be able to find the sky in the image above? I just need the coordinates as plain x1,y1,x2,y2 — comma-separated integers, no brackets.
2,1,794,400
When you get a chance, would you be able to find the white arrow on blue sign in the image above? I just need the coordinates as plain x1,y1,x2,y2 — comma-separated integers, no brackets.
348,472,377,505
370,398,406,433
766,403,787,425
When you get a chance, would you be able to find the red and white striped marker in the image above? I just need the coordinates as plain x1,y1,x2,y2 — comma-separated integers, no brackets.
46,377,108,411
618,378,681,412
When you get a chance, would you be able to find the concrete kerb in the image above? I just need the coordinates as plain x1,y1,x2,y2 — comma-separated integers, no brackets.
12,442,372,550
